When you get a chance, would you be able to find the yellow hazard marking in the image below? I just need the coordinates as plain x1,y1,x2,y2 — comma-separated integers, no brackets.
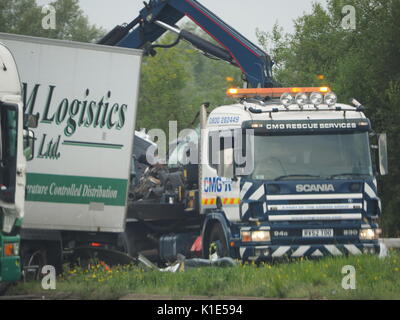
202,198,240,206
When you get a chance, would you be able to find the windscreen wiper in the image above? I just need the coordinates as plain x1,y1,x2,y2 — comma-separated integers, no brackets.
275,174,323,181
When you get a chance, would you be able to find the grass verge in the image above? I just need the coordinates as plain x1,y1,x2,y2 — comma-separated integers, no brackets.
8,250,400,300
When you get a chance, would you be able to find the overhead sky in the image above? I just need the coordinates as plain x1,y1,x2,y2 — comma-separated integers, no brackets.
37,0,325,44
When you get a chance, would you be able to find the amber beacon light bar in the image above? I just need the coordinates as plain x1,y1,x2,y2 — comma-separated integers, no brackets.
227,87,331,99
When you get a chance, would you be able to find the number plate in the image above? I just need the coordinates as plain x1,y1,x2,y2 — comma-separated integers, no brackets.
302,229,334,238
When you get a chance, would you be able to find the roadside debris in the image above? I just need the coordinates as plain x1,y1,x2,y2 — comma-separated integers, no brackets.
137,254,237,273
379,240,389,259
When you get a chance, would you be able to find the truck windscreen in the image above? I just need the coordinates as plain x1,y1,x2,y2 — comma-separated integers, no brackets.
249,132,373,181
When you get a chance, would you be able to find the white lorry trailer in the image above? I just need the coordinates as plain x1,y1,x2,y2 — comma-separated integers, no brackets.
0,33,142,273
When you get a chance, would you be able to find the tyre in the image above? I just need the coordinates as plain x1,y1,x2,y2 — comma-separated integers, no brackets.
21,246,47,282
118,223,149,258
119,227,139,258
206,223,229,260
0,283,11,296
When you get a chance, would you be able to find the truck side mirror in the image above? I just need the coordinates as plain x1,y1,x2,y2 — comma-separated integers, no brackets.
23,129,35,161
217,147,234,179
378,133,388,176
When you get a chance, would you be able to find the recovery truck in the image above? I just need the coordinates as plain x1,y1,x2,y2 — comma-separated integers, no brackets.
197,88,388,260
127,88,389,262
0,42,35,290
98,0,389,261
0,0,390,275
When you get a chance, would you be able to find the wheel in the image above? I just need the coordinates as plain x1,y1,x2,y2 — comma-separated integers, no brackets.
22,248,47,282
118,227,139,258
206,223,229,260
118,223,149,258
0,283,11,295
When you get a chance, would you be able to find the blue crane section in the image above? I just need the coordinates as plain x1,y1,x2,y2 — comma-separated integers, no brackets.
98,0,274,88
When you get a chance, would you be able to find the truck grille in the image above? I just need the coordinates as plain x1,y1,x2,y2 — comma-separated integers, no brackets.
266,193,363,221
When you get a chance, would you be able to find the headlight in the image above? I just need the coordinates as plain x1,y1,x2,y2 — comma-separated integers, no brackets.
241,230,271,242
280,93,294,107
324,92,337,106
359,229,379,240
252,231,271,242
310,92,324,105
295,93,308,106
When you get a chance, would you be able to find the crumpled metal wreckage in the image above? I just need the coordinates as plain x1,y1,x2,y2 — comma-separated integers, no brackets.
138,254,237,273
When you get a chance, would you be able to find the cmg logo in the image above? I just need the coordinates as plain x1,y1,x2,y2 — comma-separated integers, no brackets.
204,177,232,193
204,177,223,193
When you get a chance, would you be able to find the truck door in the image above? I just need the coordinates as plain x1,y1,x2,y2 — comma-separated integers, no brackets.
237,130,267,222
0,102,18,204
202,130,241,222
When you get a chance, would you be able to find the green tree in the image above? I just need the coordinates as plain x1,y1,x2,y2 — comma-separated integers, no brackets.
0,0,43,35
0,0,104,42
257,0,400,236
137,33,191,134
44,0,104,42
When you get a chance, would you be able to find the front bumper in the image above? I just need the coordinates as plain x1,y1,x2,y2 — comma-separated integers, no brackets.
238,242,381,261
0,235,21,283
0,256,21,282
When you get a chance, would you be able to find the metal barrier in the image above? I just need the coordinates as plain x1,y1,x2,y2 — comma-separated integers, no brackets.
380,239,400,249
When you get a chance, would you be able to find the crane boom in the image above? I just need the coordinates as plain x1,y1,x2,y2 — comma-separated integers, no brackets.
98,0,274,88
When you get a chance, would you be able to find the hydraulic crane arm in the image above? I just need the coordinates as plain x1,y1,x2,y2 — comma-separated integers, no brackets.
98,0,274,88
